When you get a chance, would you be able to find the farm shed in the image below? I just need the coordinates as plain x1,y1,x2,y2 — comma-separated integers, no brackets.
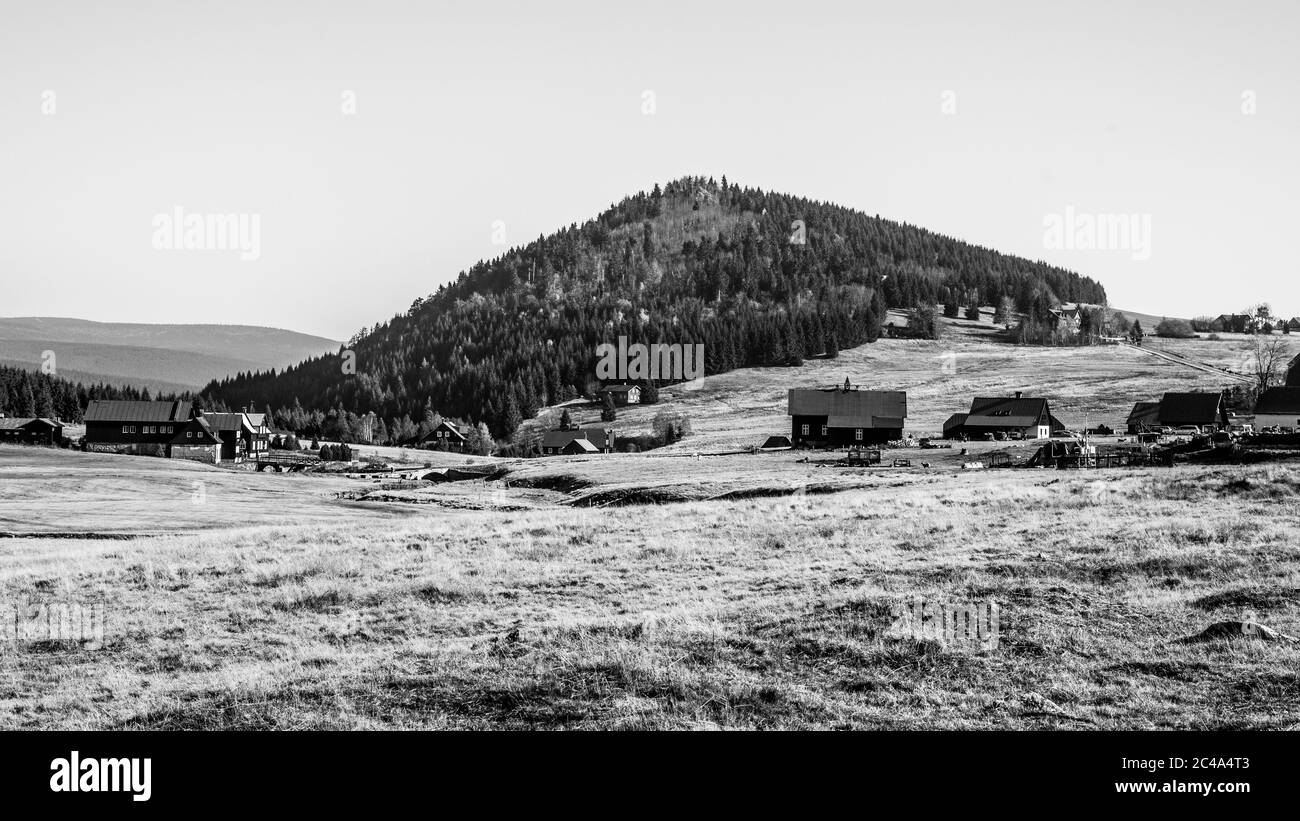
1253,387,1300,431
1157,392,1228,431
1126,401,1161,434
0,416,63,446
787,383,907,446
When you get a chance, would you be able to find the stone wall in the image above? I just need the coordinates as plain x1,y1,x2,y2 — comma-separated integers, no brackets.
85,443,167,457
170,445,220,465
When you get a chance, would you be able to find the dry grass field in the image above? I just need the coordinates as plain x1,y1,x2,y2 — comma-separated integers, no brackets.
1,463,1298,730
2,323,1298,730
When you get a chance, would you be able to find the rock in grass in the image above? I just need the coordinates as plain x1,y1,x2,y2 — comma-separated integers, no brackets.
1176,621,1300,644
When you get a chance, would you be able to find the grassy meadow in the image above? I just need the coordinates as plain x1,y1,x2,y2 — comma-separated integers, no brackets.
1,461,1298,730
2,321,1298,730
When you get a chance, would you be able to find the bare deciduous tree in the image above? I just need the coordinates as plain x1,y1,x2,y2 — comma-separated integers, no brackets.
1249,336,1290,391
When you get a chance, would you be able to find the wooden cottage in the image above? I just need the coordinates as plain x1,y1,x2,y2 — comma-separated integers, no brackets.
1253,387,1300,431
1125,401,1161,434
597,384,641,406
0,416,63,446
947,393,1057,440
1157,392,1228,431
170,416,224,464
787,384,907,446
541,426,615,455
83,400,192,456
202,412,258,462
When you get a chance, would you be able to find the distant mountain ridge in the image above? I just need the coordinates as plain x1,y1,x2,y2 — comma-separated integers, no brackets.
0,317,340,392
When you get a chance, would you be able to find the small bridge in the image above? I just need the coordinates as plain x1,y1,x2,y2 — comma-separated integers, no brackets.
253,452,319,472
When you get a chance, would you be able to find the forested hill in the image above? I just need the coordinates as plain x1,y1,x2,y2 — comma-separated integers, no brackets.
203,176,1107,440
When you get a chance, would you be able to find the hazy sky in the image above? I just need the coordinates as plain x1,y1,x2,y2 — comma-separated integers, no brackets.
2,0,1297,340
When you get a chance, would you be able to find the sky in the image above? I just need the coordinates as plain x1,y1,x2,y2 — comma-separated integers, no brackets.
1,0,1297,341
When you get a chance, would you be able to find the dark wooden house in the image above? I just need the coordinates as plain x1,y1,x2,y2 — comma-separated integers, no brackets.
541,426,615,455
1254,387,1300,431
1126,401,1161,434
169,416,224,464
413,420,471,450
0,416,63,446
597,384,641,406
202,412,257,462
787,384,907,446
83,400,191,456
1157,392,1228,431
945,393,1057,440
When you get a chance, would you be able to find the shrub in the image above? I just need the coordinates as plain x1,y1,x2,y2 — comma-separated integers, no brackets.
1155,318,1196,339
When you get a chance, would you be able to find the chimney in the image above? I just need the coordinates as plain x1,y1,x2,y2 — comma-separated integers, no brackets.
1015,391,1022,400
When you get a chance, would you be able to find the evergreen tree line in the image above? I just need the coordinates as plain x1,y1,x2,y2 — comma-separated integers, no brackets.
0,365,203,423
202,176,1107,439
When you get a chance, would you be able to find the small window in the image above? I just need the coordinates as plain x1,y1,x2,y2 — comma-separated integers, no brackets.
855,429,863,440
801,424,810,436
187,431,192,438
821,425,828,436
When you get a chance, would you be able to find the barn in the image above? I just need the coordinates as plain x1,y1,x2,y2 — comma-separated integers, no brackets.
0,416,63,446
83,400,191,456
541,426,614,455
787,383,907,446
1157,392,1228,431
947,393,1057,440
1126,401,1161,434
1253,387,1300,432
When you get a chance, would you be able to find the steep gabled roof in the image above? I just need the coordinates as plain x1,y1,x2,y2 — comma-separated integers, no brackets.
1254,387,1300,416
84,400,188,423
1158,392,1225,425
202,412,254,433
965,396,1050,428
561,438,600,453
942,413,968,432
541,426,614,449
170,417,222,444
1126,401,1161,426
599,384,639,394
787,388,908,428
0,417,59,430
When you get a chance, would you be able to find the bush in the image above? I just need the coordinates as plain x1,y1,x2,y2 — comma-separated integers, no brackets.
1155,318,1196,339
